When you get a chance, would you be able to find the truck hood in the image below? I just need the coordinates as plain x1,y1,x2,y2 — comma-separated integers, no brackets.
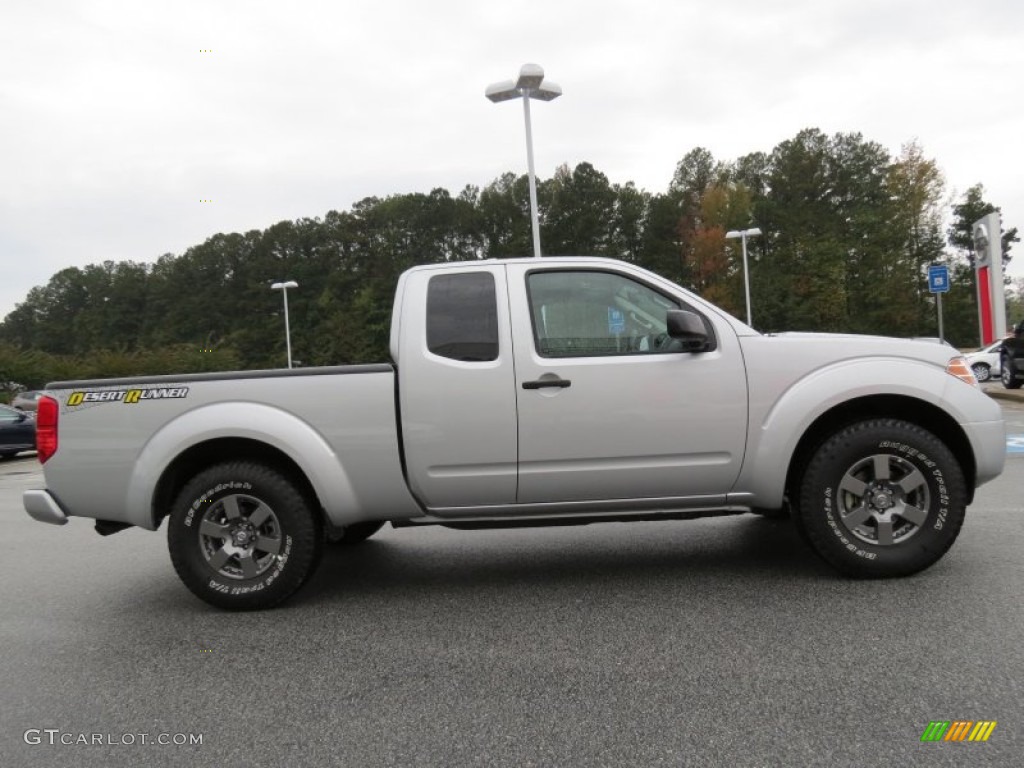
757,332,958,368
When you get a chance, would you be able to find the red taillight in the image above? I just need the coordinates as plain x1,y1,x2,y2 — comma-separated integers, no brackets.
36,395,58,463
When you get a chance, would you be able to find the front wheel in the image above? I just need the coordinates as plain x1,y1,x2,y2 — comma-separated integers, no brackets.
796,419,966,578
168,462,323,610
971,362,991,382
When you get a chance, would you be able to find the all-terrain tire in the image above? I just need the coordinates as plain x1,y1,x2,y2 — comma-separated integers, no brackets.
167,462,323,610
797,419,966,578
1001,355,1022,389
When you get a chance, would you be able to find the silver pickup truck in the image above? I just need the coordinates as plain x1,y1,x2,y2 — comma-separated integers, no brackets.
24,257,1006,609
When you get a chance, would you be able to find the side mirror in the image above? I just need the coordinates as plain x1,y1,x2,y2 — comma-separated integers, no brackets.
666,309,710,352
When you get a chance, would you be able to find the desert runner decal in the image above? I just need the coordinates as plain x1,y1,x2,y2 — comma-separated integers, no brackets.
67,387,190,406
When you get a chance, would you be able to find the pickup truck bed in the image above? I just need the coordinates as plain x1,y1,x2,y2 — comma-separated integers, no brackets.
25,364,424,531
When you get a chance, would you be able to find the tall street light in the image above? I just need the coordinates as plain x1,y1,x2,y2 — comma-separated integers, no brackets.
270,280,298,368
725,227,763,327
486,63,561,259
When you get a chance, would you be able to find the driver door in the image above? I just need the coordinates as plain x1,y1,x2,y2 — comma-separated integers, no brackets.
507,264,748,504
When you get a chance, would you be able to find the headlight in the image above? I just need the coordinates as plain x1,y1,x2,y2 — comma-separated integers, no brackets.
946,356,978,387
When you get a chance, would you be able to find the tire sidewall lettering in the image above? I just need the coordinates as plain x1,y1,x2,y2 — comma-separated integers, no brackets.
875,440,950,530
203,535,293,596
822,486,863,554
183,481,253,528
823,497,877,561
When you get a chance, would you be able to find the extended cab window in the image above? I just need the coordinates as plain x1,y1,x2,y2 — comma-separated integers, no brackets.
528,271,684,358
426,272,499,362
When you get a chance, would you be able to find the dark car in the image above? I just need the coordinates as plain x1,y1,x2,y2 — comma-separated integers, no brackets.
12,390,43,411
0,404,36,458
1001,320,1024,390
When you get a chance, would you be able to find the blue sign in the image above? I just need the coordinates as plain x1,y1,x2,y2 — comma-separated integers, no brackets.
608,307,625,334
928,265,950,293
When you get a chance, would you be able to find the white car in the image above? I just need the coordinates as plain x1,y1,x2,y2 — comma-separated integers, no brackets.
965,341,1004,382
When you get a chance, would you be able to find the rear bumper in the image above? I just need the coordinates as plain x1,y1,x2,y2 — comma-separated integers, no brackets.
24,490,69,526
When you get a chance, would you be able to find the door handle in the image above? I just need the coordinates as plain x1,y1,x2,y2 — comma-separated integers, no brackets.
522,377,572,390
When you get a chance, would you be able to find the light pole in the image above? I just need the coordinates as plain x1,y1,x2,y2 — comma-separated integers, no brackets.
270,280,298,368
725,227,763,327
486,63,562,258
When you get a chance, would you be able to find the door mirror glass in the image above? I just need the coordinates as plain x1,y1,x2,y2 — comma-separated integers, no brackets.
667,310,709,352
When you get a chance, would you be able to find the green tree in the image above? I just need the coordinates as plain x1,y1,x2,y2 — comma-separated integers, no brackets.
637,191,689,285
610,181,650,264
477,173,532,257
542,162,617,256
756,128,848,332
669,147,722,202
948,184,1019,267
875,141,947,336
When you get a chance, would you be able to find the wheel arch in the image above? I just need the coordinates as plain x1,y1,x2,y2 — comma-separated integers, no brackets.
784,395,977,506
152,437,326,530
122,402,365,531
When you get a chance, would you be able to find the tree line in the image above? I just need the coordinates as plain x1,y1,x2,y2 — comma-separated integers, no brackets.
1,127,1019,393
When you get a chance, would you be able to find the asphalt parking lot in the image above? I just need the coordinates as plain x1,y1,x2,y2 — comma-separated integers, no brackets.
1,400,1022,768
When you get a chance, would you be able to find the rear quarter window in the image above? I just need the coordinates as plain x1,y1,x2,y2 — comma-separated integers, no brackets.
426,272,499,362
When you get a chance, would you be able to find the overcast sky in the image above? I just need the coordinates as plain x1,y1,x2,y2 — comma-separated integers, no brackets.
2,0,1022,320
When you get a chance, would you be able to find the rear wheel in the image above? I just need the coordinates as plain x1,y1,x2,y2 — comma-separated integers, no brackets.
971,362,991,382
797,419,966,578
1002,355,1022,389
167,462,323,610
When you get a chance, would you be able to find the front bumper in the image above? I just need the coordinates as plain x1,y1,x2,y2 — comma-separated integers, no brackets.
969,418,1008,488
24,490,69,526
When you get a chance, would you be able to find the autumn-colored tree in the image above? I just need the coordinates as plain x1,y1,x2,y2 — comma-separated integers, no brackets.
681,183,753,318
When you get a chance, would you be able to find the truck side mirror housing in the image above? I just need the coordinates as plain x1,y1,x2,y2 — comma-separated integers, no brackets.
666,309,709,352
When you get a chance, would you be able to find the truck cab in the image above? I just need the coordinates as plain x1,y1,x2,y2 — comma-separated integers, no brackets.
393,259,749,513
